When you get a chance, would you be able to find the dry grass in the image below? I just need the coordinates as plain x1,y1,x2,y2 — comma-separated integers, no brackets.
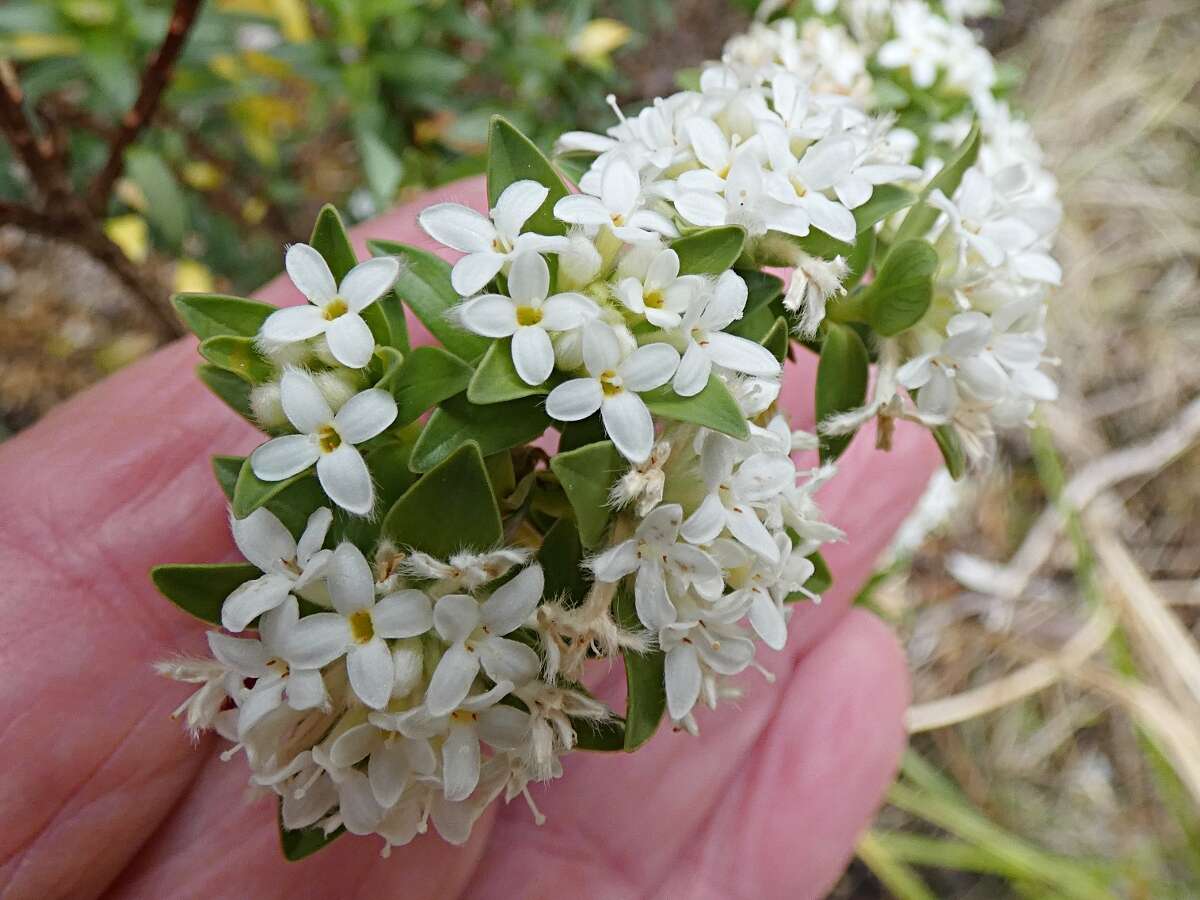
849,0,1200,895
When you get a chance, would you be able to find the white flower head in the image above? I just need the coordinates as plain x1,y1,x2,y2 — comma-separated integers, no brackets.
222,505,333,632
614,247,705,329
281,543,434,709
424,564,546,716
545,326,680,463
259,244,399,369
418,180,570,296
553,154,679,243
250,368,397,516
456,252,599,385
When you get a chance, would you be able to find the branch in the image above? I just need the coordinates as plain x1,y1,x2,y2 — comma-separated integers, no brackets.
0,61,71,201
87,0,205,212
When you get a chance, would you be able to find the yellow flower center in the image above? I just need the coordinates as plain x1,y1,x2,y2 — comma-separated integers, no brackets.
644,289,665,309
349,609,375,644
600,370,623,397
516,305,543,327
323,297,349,320
317,425,341,454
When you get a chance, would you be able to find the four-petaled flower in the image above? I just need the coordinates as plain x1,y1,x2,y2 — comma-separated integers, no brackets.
282,543,434,709
250,368,397,516
259,243,399,369
614,247,704,329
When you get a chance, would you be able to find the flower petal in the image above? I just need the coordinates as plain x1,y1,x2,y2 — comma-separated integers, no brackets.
589,539,639,582
280,367,333,433
479,636,541,686
680,494,726,544
540,293,597,331
480,563,543,634
704,331,781,377
672,340,712,397
326,541,375,615
220,573,292,633
368,742,412,808
507,251,550,305
512,326,555,385
458,295,518,338
553,194,612,227
316,444,374,515
433,593,481,643
665,642,702,721
338,770,385,835
425,643,481,717
674,191,728,228
339,256,399,312
282,612,349,669
620,342,679,392
260,305,327,344
285,243,337,304
727,504,780,563
451,252,506,297
295,507,333,565
329,722,379,768
601,390,655,463
635,558,678,629
324,312,375,369
250,434,319,482
207,631,271,675
231,507,295,573
477,706,530,750
372,589,433,638
749,590,788,650
348,637,394,709
545,378,603,422
442,722,481,802
417,203,495,253
284,667,327,710
494,180,550,239
332,388,397,444
601,156,640,215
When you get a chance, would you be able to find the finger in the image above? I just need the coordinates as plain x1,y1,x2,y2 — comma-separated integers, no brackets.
460,419,936,892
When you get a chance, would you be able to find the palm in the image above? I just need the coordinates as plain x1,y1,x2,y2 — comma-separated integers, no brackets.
0,180,938,899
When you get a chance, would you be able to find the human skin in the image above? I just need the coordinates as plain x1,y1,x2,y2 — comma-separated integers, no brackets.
0,177,939,900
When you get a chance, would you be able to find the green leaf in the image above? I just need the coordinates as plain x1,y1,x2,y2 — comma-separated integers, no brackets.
805,551,833,595
815,323,869,462
740,268,785,316
549,440,622,549
616,588,665,751
280,804,344,861
537,517,591,608
669,225,746,275
844,226,877,292
573,716,627,752
484,451,516,501
894,122,981,245
151,562,260,624
487,116,569,236
336,438,420,552
382,442,503,556
231,457,327,532
761,315,790,363
932,424,966,480
174,294,275,341
862,239,938,336
309,204,358,281
126,148,185,247
358,129,405,201
213,455,243,500
557,416,607,454
410,395,550,473
367,240,489,362
380,345,474,426
467,341,547,404
196,364,255,424
199,335,273,383
642,376,750,441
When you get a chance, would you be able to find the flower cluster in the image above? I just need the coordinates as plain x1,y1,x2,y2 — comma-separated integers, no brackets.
155,0,1060,860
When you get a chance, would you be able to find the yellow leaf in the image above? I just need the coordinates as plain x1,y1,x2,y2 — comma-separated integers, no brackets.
2,33,82,60
105,215,149,264
174,259,215,293
209,53,242,81
182,161,224,191
269,0,313,42
241,197,268,225
569,19,632,66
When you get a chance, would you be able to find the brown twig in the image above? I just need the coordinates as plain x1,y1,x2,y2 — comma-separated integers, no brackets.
0,62,72,202
87,0,205,213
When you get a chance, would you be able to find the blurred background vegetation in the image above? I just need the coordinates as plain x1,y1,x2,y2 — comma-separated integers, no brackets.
3,1,1200,897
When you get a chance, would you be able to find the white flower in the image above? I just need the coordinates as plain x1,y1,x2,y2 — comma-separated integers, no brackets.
423,564,545,716
782,250,849,337
281,543,434,709
380,683,530,801
209,598,328,737
250,368,397,516
544,327,680,463
589,504,723,630
897,311,1009,417
327,718,437,809
456,252,598,385
660,618,756,722
672,270,781,396
418,180,570,296
930,168,1043,269
681,434,794,564
221,506,333,632
259,244,398,369
614,248,704,329
674,152,813,238
553,154,678,242
759,123,858,242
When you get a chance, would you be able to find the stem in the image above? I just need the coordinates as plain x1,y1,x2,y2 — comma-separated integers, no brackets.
87,0,205,213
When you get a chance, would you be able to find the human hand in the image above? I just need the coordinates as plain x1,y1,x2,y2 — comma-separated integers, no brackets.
0,178,939,900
